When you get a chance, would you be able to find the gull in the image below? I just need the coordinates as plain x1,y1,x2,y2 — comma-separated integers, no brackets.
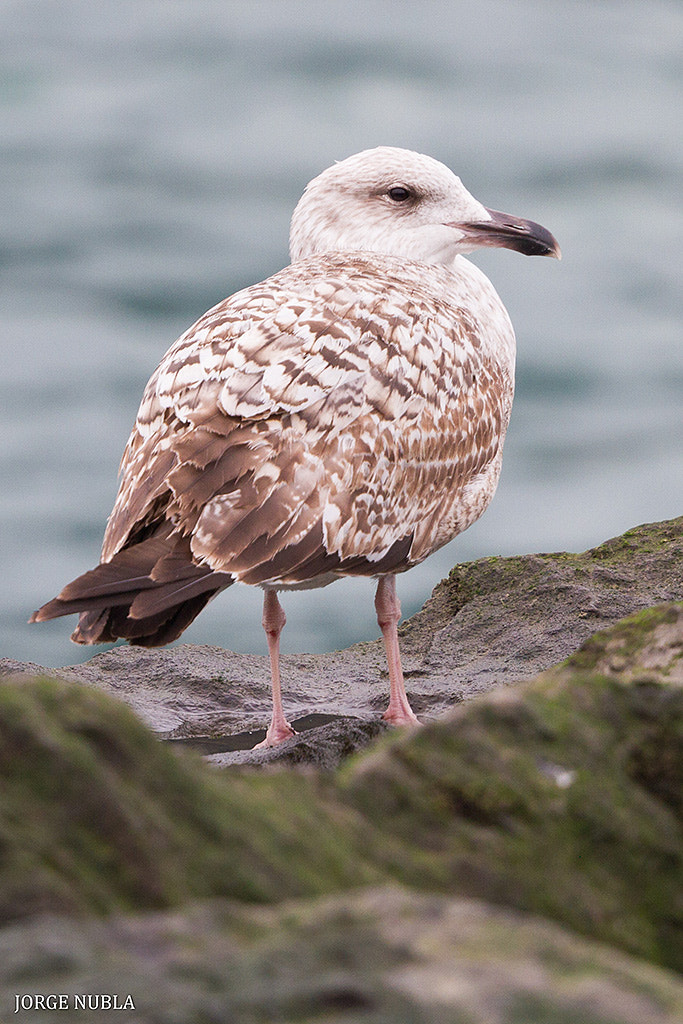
31,147,560,747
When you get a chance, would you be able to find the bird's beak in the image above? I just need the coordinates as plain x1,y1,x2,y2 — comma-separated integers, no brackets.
452,208,561,259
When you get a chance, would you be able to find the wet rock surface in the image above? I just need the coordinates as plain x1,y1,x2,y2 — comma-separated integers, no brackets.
3,517,681,769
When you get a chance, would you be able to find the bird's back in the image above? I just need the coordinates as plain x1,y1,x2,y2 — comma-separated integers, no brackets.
104,250,515,590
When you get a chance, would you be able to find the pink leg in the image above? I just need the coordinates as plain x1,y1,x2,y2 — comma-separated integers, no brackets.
375,575,420,727
254,589,296,748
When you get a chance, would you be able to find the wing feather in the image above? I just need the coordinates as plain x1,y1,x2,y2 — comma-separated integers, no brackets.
100,252,513,585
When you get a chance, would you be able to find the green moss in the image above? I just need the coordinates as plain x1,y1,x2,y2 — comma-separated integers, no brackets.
340,611,683,971
587,519,682,562
1,596,682,975
565,604,683,679
0,676,377,922
446,563,481,614
441,517,683,617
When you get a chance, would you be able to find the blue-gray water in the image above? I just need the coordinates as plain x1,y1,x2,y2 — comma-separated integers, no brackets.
2,0,681,668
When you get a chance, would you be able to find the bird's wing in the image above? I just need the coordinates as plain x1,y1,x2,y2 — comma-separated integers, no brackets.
102,252,511,584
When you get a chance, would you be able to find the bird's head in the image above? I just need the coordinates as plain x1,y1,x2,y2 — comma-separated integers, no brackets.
289,146,560,266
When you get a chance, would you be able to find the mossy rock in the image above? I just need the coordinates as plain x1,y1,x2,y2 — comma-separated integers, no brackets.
6,517,682,745
341,602,683,971
0,675,376,922
1,602,682,976
443,517,683,610
2,889,682,1024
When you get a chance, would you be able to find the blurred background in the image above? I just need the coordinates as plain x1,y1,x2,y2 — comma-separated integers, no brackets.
1,0,681,668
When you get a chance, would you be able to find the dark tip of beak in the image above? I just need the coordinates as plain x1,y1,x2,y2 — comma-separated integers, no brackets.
457,208,561,259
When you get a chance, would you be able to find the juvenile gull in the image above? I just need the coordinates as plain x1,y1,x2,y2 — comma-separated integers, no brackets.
31,147,560,747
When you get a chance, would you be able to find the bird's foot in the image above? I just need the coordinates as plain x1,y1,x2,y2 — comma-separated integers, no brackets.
253,721,297,749
382,705,421,727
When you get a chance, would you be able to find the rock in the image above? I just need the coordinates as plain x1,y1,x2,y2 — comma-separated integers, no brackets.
341,601,683,972
0,674,377,923
1,598,681,974
203,715,391,770
2,516,681,761
1,888,682,1024
2,515,682,1013
399,514,683,698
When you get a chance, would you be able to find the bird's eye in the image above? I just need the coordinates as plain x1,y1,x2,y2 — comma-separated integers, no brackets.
387,186,413,203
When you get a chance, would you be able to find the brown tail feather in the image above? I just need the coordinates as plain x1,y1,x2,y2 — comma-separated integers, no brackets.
71,590,220,646
58,526,176,601
128,573,230,619
71,609,112,643
30,527,233,646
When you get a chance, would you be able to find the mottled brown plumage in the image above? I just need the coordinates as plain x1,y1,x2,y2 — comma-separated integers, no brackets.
32,147,559,745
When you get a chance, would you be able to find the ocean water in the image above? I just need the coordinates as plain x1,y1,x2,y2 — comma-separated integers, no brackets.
1,0,681,668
